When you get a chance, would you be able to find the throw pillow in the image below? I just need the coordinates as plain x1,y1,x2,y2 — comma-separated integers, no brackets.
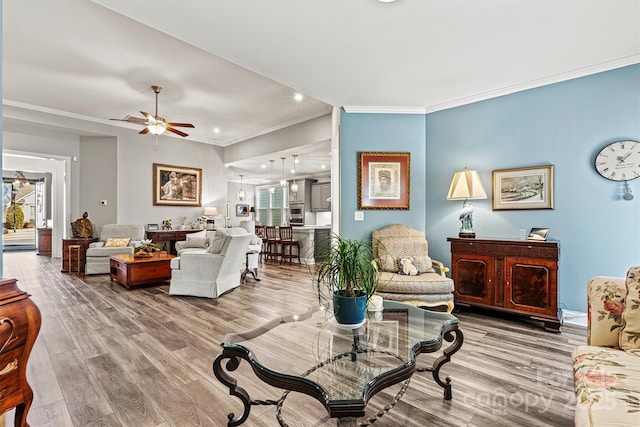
208,235,227,254
619,266,640,350
413,255,435,273
183,237,209,249
188,230,208,240
104,237,131,247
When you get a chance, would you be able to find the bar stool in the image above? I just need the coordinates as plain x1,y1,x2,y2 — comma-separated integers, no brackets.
264,226,281,263
68,244,81,273
279,226,301,264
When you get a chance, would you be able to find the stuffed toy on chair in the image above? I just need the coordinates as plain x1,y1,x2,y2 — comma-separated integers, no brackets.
399,258,419,276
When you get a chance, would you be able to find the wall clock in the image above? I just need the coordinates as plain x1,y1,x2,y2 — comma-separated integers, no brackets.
594,140,640,181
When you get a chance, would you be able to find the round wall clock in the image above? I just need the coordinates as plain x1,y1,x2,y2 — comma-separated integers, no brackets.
594,140,640,181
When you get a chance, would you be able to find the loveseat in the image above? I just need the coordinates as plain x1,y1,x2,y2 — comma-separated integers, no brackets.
85,224,145,274
572,266,640,426
169,228,253,298
372,224,455,312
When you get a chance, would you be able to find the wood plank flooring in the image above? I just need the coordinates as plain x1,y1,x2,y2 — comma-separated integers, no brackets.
2,251,585,426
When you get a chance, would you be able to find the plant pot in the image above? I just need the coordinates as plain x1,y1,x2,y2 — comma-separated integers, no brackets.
333,290,367,325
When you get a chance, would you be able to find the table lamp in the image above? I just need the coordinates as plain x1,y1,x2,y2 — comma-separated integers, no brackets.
203,207,218,230
249,206,256,221
447,167,487,238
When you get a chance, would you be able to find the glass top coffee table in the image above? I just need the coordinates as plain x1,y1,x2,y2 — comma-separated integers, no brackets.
213,301,463,426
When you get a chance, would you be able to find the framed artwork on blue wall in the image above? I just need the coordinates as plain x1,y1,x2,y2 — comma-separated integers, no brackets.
358,152,410,210
492,165,554,210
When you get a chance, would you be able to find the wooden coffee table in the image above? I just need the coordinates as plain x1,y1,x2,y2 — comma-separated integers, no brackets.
110,253,175,289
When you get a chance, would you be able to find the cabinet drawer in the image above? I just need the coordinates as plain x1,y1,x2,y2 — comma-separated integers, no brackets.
0,345,24,407
0,307,29,352
450,241,557,259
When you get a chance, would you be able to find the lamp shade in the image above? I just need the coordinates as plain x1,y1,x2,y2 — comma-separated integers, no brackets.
249,207,255,213
204,207,218,216
447,167,487,200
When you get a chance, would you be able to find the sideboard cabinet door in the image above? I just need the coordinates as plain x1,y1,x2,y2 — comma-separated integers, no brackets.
451,254,494,306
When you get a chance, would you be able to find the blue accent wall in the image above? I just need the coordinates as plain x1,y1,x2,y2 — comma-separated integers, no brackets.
340,64,640,312
340,112,426,241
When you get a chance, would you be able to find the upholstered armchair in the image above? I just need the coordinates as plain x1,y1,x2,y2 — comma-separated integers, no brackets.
372,224,455,312
85,224,145,274
169,230,252,298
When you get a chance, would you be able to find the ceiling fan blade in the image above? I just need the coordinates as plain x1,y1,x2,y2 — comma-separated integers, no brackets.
110,116,147,124
167,122,195,128
138,127,150,135
140,111,153,121
166,126,188,137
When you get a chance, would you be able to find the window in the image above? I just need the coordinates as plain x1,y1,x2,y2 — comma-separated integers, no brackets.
256,186,289,226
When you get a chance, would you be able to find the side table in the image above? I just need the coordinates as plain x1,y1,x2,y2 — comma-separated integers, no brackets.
240,250,261,284
61,238,97,273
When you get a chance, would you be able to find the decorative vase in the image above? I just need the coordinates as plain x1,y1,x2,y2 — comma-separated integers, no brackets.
333,290,367,325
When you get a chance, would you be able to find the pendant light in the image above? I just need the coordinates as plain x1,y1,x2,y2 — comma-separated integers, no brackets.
268,159,276,194
290,154,299,194
280,156,287,187
237,175,246,201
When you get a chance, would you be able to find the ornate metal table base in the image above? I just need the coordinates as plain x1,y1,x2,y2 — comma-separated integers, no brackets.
213,323,464,426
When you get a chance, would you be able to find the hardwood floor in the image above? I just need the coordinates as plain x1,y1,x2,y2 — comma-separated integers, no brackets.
2,251,585,426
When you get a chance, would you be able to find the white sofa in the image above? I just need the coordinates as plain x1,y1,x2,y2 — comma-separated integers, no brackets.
169,229,253,298
85,224,145,274
175,228,262,273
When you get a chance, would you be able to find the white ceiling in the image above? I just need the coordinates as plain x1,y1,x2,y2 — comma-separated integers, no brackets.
3,0,639,182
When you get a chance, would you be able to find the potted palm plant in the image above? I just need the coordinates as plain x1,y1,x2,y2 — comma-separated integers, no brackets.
313,234,379,325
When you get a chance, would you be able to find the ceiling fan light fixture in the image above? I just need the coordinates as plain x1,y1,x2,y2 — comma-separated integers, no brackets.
147,122,166,135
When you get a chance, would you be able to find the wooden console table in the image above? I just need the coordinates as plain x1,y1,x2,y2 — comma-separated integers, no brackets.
448,237,560,331
146,229,200,255
0,278,42,426
61,237,97,273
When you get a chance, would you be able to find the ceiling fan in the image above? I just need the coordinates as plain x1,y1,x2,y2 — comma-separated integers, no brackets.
110,85,195,137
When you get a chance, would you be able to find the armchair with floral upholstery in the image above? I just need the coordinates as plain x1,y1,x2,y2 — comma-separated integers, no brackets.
372,224,455,312
572,266,640,426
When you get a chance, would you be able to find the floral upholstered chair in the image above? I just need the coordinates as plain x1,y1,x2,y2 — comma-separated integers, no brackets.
572,266,640,426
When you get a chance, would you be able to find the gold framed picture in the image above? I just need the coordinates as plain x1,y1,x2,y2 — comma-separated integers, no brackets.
358,152,410,210
492,165,554,210
153,163,202,207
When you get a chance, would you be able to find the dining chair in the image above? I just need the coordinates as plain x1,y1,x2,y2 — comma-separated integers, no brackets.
264,226,281,262
279,225,301,264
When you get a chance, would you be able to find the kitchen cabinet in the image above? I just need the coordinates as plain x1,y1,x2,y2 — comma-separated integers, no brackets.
290,178,316,205
448,237,560,332
311,183,331,212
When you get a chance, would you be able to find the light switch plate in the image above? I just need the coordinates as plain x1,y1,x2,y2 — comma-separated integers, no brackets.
354,211,364,221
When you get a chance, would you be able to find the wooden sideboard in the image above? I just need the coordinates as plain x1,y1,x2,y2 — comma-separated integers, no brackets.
448,237,560,332
0,278,42,426
146,229,201,255
61,237,97,273
36,228,52,256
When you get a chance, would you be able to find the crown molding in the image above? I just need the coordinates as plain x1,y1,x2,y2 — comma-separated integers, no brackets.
344,56,640,116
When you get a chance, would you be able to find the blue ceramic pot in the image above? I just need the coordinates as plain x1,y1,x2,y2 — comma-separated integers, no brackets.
333,290,367,325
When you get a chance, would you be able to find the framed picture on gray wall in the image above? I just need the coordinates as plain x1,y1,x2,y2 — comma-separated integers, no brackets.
153,163,202,207
492,165,554,210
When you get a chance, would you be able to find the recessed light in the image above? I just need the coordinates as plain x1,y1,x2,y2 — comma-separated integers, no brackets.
321,164,326,169
261,164,266,169
294,93,304,102
213,127,220,133
377,0,397,2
